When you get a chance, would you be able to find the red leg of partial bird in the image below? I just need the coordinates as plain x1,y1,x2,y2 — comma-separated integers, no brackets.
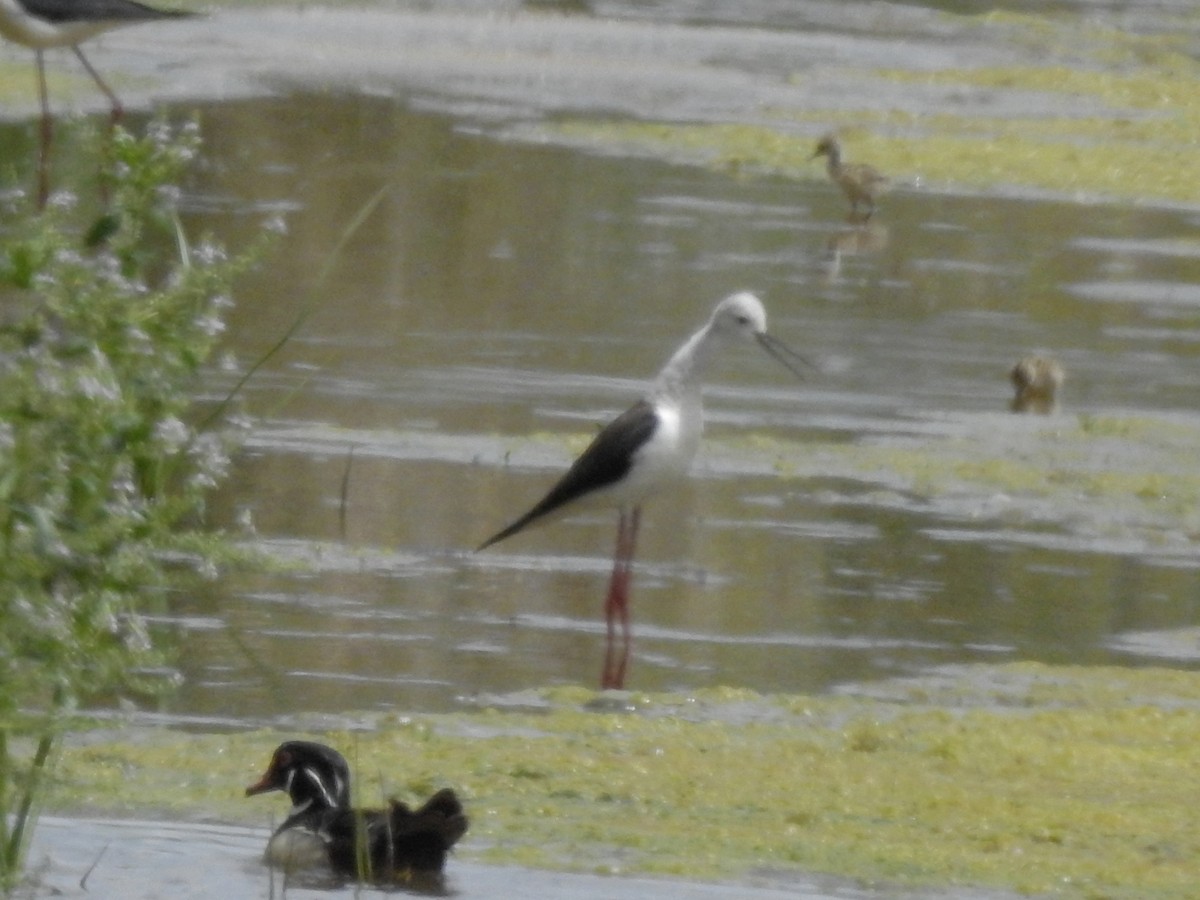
36,50,51,209
601,506,641,689
72,46,123,125
71,46,122,202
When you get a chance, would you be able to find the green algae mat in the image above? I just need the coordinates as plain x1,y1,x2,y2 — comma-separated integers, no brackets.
48,661,1200,899
538,10,1200,208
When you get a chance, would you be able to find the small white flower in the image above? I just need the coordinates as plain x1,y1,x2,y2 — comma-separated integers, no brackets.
190,432,230,484
36,368,63,395
194,315,225,338
158,184,183,205
235,506,256,535
194,242,228,266
77,373,121,402
148,120,173,146
47,190,78,210
154,416,190,452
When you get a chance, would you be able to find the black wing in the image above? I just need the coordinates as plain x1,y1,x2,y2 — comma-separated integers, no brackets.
24,0,192,24
477,399,658,550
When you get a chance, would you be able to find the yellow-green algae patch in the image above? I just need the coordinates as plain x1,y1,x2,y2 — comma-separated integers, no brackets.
0,64,99,110
550,87,1200,206
541,10,1200,206
43,664,1200,898
713,412,1200,542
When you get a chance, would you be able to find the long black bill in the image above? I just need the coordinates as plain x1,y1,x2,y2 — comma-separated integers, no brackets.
756,332,813,380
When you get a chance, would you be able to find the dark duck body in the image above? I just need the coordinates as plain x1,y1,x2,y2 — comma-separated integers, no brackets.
245,740,468,883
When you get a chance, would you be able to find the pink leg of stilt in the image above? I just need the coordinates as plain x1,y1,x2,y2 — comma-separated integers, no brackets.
72,46,123,204
601,506,641,689
71,46,123,125
36,50,51,209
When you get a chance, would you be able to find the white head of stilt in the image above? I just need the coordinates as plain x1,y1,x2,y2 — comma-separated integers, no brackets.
651,291,769,402
602,292,758,504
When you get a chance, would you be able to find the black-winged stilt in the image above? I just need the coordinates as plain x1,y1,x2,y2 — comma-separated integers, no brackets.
0,0,194,205
478,291,809,689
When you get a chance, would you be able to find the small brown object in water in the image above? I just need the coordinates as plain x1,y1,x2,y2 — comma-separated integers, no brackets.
1010,356,1064,414
811,133,888,220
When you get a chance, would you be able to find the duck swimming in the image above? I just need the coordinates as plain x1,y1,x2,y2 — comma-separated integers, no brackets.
245,740,467,883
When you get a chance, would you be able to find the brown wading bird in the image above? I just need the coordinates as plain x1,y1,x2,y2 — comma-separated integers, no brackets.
810,133,888,220
246,741,468,884
477,292,810,690
1010,355,1064,414
0,0,195,206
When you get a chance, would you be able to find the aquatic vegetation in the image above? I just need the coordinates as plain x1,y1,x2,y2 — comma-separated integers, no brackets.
541,11,1200,206
46,663,1200,898
0,122,257,889
695,410,1200,553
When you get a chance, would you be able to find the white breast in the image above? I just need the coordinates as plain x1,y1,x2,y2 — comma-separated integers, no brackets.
613,401,701,505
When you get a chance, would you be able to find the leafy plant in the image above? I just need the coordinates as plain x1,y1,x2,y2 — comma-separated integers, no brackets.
0,120,257,890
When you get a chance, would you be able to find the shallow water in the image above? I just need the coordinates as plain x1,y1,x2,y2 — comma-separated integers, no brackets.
1,0,1198,741
133,85,1199,723
18,816,816,900
3,1,1200,896
24,816,1020,900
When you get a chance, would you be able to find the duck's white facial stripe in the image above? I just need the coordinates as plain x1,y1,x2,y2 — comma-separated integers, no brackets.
300,765,339,808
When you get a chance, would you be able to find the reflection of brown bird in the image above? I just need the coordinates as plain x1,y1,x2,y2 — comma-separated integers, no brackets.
824,221,889,258
820,221,889,282
1010,356,1064,414
811,133,888,220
